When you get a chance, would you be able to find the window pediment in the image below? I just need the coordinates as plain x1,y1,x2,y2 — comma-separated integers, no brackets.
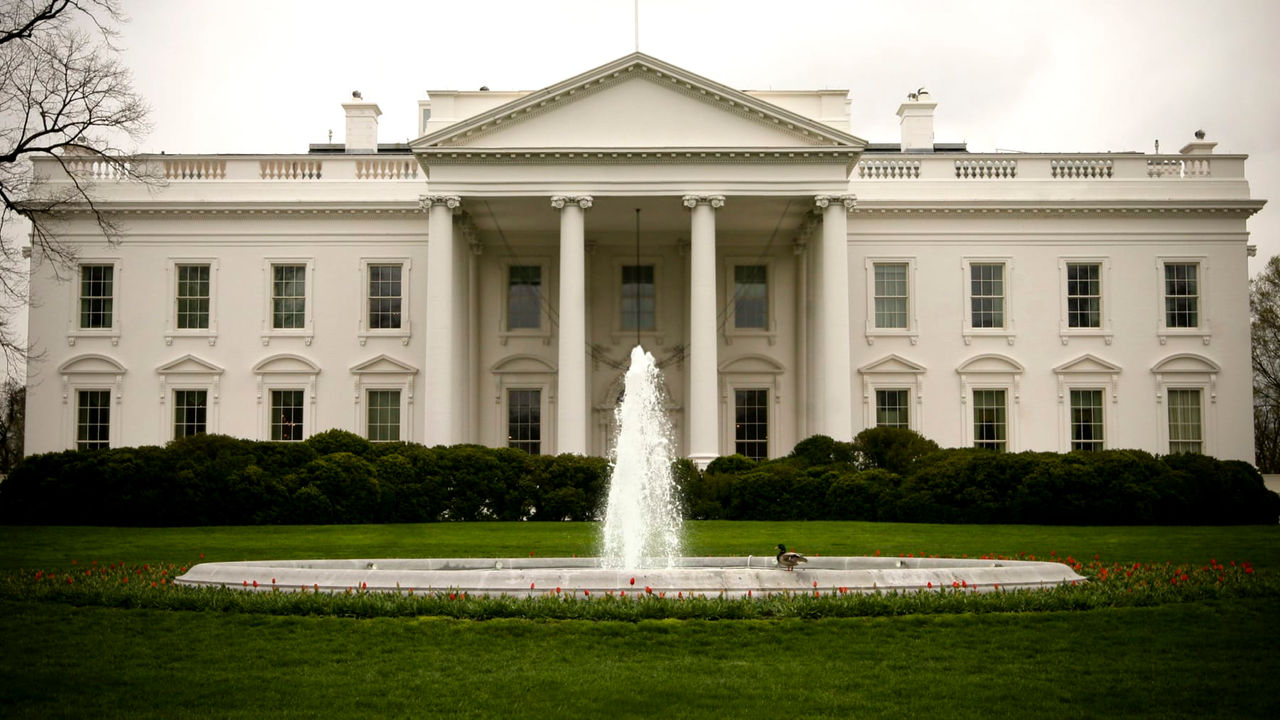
491,354,556,375
1053,354,1121,375
719,354,784,375
59,354,126,375
859,354,926,375
253,354,320,375
350,354,418,375
156,354,224,376
956,354,1025,375
1151,353,1220,375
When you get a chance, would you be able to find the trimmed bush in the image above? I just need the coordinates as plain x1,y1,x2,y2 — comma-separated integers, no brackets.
0,432,1276,526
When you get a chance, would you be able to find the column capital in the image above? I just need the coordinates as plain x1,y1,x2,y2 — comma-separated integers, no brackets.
419,194,461,211
551,194,593,210
815,194,857,211
682,194,725,209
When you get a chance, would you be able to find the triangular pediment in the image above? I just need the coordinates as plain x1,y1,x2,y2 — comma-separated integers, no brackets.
156,354,224,376
859,354,926,375
350,354,418,375
1054,354,1121,375
412,53,865,152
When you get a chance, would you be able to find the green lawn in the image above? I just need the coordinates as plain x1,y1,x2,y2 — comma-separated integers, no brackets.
2,521,1277,719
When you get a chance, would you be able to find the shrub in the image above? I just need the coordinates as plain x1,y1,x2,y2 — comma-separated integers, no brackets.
850,427,939,475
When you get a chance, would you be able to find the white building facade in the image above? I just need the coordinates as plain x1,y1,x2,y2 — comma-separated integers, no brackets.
24,53,1264,465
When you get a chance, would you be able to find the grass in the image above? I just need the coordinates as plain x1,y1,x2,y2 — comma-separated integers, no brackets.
2,521,1278,718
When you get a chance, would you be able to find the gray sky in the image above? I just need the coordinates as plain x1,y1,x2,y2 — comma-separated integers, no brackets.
120,0,1280,272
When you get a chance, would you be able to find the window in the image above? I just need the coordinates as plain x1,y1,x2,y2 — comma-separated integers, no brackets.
621,265,655,332
173,389,207,439
271,389,305,441
175,264,210,330
1069,389,1104,451
734,388,769,460
367,264,402,330
1163,262,1199,328
875,389,910,429
79,264,114,329
508,389,541,454
77,389,111,450
367,390,400,442
1167,388,1203,454
873,263,909,329
507,265,542,330
272,264,306,329
1066,263,1101,329
734,265,768,329
972,389,1007,451
969,263,1005,329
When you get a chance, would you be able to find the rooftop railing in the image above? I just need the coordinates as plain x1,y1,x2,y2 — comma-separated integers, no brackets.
854,153,1241,181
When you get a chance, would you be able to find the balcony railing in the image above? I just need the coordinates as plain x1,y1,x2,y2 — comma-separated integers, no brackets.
854,153,1242,181
50,154,422,182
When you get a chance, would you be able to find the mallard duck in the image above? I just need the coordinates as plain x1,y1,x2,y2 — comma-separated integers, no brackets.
776,544,807,571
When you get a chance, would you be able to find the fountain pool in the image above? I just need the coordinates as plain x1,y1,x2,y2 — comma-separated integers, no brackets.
175,346,1086,596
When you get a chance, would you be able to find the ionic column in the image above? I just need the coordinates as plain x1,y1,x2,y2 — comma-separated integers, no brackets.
422,194,461,446
815,194,856,440
551,194,592,455
683,194,724,468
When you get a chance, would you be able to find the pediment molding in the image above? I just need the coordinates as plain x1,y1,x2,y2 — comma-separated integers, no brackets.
59,353,126,375
859,353,926,375
350,354,418,375
956,353,1025,375
491,354,557,375
252,353,320,375
156,354,224,375
1053,353,1121,375
719,354,785,375
1150,353,1221,375
412,52,865,154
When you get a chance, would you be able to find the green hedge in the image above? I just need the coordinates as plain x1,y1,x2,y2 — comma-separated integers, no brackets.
1,428,1276,526
681,429,1280,525
0,431,607,526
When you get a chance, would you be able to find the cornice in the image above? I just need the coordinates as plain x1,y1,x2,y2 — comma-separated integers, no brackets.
417,147,861,168
849,199,1266,217
47,203,426,216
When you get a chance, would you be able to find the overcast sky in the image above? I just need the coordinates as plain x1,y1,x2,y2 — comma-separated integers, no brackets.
117,0,1280,272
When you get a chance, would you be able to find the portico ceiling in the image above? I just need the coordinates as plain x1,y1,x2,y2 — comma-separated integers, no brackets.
462,194,814,244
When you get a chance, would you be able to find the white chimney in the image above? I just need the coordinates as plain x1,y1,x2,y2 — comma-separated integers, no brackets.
342,91,381,153
896,89,936,152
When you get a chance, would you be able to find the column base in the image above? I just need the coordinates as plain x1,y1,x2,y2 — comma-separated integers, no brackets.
687,453,719,471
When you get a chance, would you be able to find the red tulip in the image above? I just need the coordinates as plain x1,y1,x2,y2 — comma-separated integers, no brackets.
584,589,590,597
630,577,635,586
252,580,258,588
927,581,933,589
530,582,535,590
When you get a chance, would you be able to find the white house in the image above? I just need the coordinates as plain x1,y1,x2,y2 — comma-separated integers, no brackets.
24,53,1264,465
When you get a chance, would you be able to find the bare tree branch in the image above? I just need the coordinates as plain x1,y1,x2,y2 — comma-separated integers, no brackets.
0,0,148,375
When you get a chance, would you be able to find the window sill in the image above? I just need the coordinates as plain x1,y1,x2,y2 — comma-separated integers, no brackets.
1157,329,1211,346
864,330,918,346
67,330,120,347
165,330,218,347
261,331,314,347
723,327,776,346
359,330,411,347
962,329,1016,346
1058,328,1114,345
499,329,552,346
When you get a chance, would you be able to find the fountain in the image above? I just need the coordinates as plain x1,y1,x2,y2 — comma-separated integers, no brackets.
176,346,1085,597
600,346,682,569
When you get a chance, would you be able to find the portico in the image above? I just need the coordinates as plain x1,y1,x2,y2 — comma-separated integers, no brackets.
410,53,866,463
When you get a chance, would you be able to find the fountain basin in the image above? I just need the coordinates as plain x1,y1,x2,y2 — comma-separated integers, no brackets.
175,556,1085,598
